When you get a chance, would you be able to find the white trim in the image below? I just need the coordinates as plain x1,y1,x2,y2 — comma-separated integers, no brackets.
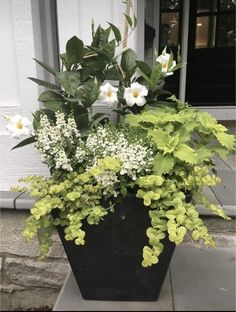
195,107,236,120
179,0,190,102
153,0,160,61
134,0,145,60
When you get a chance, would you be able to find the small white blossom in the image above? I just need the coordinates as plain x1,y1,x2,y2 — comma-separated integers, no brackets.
124,82,148,107
84,125,153,181
35,112,82,171
6,114,31,138
156,51,176,76
99,83,118,106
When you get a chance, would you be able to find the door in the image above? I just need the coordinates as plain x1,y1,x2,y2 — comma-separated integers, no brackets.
186,0,235,106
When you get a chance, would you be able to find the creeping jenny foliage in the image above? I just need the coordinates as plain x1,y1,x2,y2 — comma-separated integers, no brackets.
11,18,235,268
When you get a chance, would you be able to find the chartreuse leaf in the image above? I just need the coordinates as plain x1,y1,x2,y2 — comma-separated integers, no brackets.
149,129,171,151
174,143,198,164
210,145,230,159
149,129,179,154
214,131,235,151
153,153,175,175
196,146,213,163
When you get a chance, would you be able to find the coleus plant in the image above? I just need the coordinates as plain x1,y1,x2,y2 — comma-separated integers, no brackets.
6,16,235,268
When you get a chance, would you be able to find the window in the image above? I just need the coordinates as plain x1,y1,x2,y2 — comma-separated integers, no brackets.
159,0,182,51
195,0,235,48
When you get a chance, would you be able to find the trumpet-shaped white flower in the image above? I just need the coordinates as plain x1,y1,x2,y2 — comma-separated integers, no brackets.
124,82,148,107
156,52,176,76
6,114,31,138
99,83,118,106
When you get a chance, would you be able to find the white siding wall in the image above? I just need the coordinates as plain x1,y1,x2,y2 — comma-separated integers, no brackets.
0,0,145,191
0,0,49,191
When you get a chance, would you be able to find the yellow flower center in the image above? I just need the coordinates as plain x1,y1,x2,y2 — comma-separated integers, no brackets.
132,90,140,98
162,62,168,69
107,90,113,97
16,122,23,129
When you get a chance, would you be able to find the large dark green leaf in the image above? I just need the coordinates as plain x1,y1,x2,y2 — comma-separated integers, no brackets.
66,36,84,69
136,61,152,76
56,72,80,96
108,22,121,42
12,136,36,150
75,113,89,130
38,91,64,111
121,48,137,79
33,58,56,76
28,77,60,90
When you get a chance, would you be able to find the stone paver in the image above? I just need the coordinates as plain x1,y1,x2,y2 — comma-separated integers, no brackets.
53,270,174,311
170,244,236,311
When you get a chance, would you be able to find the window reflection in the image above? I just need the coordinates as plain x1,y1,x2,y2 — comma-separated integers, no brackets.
219,0,236,11
195,16,216,48
217,13,235,47
197,0,217,13
161,0,179,11
160,13,179,48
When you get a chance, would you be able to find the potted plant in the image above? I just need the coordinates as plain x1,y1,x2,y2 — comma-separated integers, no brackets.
6,12,235,302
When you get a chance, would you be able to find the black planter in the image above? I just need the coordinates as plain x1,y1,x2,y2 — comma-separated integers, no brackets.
52,196,175,301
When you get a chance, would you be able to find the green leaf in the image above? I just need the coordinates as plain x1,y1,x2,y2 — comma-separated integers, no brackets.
210,145,230,159
196,146,213,163
12,136,36,150
28,77,60,90
137,68,151,85
153,153,175,175
121,48,137,78
133,15,137,28
149,129,178,154
149,63,162,90
174,143,198,164
214,131,235,151
136,61,152,76
38,91,64,111
108,22,122,42
75,113,89,130
56,71,80,96
33,58,56,76
124,14,133,28
66,36,84,69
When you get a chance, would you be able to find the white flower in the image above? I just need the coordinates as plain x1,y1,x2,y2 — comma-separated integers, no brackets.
124,82,148,107
99,83,118,106
6,114,31,138
156,52,176,76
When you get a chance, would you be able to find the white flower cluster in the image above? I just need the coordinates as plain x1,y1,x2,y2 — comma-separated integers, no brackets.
83,125,154,181
36,112,81,171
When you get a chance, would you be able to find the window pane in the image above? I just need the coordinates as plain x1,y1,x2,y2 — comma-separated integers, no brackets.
219,0,236,11
195,16,216,48
160,13,179,48
197,0,217,13
161,0,179,11
217,13,235,47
